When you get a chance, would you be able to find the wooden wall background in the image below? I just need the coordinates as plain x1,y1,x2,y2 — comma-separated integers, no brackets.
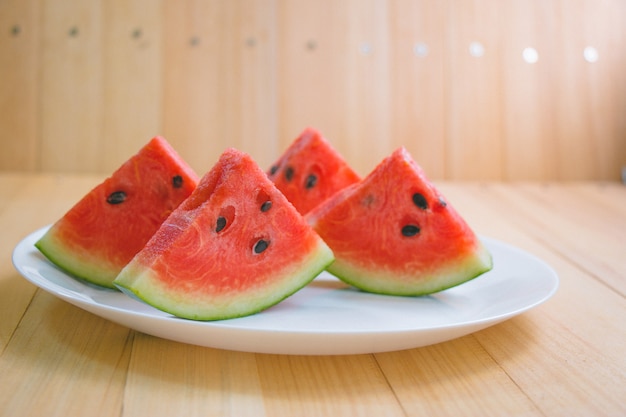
1,0,625,181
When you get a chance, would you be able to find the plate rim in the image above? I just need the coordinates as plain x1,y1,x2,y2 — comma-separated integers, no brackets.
12,225,559,354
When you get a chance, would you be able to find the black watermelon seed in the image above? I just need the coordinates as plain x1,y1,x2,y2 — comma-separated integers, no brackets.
106,191,127,205
253,239,269,254
269,165,279,175
305,174,317,189
215,216,227,232
412,193,428,210
362,194,375,207
172,175,183,188
260,200,272,212
285,166,294,182
402,224,420,237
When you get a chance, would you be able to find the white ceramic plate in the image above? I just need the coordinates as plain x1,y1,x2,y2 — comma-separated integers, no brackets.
13,226,558,355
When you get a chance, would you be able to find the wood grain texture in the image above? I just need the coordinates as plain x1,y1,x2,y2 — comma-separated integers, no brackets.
446,0,504,180
0,174,98,351
257,354,406,416
500,0,561,181
275,0,358,170
217,0,278,172
101,0,163,173
124,335,265,417
388,0,447,179
38,0,104,173
437,182,626,415
551,0,626,180
0,0,40,171
375,336,541,416
0,0,624,180
1,174,625,416
0,292,130,417
161,0,227,174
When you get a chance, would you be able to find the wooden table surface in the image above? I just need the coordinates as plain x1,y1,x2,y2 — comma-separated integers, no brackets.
1,173,624,416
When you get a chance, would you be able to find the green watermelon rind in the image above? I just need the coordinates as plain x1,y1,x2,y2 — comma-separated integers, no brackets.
35,229,119,289
326,241,493,296
33,136,199,290
114,243,335,321
307,146,495,297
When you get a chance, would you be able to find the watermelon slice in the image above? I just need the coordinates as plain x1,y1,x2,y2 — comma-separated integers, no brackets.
306,147,493,296
267,127,361,214
35,136,199,289
114,148,334,321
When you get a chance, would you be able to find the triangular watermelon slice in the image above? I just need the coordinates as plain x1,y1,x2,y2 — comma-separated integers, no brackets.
306,147,493,296
35,136,199,289
114,148,335,321
267,127,361,215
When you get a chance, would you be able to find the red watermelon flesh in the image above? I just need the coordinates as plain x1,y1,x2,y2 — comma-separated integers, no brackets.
267,127,361,215
306,147,493,296
35,136,199,289
114,148,334,321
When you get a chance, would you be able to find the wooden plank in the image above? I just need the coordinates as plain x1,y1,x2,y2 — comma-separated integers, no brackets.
446,0,504,180
434,183,626,416
0,174,38,351
516,183,626,243
0,291,130,416
552,0,626,180
488,183,625,295
216,0,279,171
387,0,447,179
39,0,104,173
275,0,355,170
496,0,626,181
439,182,626,294
337,0,393,176
474,262,626,416
435,183,626,359
376,336,541,416
101,0,163,173
256,354,406,416
161,0,227,175
0,0,40,171
1,1,625,180
162,0,279,174
0,174,100,352
123,334,265,416
0,173,30,212
500,0,560,180
276,0,393,177
575,182,626,217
